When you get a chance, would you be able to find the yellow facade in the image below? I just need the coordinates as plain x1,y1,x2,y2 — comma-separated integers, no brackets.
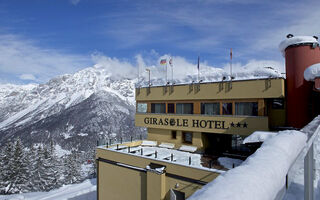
136,78,285,101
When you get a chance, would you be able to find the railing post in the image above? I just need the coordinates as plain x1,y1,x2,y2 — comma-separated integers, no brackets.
304,143,314,200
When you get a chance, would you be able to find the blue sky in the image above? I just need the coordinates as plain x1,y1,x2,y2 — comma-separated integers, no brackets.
0,0,319,84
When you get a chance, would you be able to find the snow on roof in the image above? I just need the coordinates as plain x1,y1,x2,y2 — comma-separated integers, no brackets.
304,63,320,81
103,145,225,173
159,142,175,149
188,130,307,200
243,131,278,144
279,35,318,56
141,140,157,146
179,145,198,152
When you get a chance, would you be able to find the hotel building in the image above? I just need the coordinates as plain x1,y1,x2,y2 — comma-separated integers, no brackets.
96,35,320,200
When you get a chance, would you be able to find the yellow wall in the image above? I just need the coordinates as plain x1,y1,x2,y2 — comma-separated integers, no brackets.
136,113,269,136
147,128,203,150
136,78,285,101
96,147,220,200
98,161,147,200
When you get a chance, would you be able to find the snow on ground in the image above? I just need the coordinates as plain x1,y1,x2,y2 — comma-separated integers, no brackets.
0,179,96,200
188,130,307,200
54,144,71,158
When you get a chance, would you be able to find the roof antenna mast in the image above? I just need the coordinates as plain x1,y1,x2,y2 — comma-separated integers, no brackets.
230,48,233,79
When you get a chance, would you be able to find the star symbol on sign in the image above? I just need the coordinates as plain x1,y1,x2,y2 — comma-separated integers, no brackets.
236,122,241,127
243,122,248,128
230,122,235,127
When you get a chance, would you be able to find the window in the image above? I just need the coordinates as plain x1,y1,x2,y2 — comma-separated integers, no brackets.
201,103,220,115
168,103,175,113
182,132,193,144
151,103,166,113
235,102,258,116
137,103,147,113
222,103,233,115
272,99,284,109
171,131,177,139
176,103,193,114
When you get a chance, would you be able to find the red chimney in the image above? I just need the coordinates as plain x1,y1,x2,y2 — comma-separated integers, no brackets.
280,35,320,128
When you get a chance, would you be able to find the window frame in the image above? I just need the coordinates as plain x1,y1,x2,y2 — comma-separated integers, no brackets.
182,132,193,144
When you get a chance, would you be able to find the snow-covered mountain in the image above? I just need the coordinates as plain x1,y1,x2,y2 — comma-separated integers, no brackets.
0,66,144,151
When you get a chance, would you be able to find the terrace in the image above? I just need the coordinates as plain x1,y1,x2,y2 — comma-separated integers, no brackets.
97,140,243,172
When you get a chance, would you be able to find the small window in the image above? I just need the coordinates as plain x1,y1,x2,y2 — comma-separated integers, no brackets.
222,103,233,115
176,103,193,114
137,103,147,113
171,131,177,139
235,102,258,116
201,103,220,115
182,132,192,144
272,99,284,109
168,103,175,113
151,103,166,113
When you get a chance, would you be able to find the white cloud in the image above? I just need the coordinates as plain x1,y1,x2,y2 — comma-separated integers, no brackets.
19,74,36,81
70,0,80,5
91,52,137,79
0,34,92,83
91,52,284,86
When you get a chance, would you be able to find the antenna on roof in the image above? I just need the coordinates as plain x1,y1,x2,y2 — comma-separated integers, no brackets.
230,48,233,78
197,55,200,82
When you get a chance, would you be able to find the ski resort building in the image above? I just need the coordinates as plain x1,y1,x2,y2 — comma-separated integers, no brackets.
96,35,320,200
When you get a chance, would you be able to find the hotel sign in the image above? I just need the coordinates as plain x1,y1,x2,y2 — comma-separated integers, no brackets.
143,117,248,130
135,113,268,135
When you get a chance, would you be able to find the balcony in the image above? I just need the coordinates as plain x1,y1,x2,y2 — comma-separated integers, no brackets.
135,113,269,136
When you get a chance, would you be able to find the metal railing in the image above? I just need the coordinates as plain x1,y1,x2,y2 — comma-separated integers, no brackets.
276,116,320,200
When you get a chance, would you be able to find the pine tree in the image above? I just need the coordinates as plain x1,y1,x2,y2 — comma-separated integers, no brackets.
33,145,47,191
9,139,30,193
0,141,14,194
43,146,61,191
27,145,37,192
64,151,82,184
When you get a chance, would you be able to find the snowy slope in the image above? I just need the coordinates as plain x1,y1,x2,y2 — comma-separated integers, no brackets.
0,179,96,200
0,65,144,151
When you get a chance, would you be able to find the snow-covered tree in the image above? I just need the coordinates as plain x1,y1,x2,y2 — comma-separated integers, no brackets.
63,151,82,184
0,142,14,194
9,139,30,193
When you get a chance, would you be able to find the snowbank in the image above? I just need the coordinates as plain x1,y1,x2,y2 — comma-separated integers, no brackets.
304,63,320,81
188,130,307,200
279,35,318,56
243,131,278,144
